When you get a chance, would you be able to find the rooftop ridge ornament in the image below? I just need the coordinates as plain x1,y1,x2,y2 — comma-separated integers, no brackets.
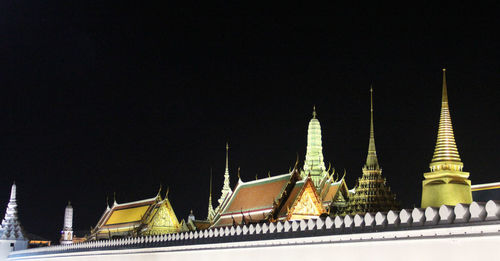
312,105,317,118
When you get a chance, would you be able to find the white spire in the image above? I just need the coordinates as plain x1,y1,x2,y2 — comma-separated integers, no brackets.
0,183,25,240
61,201,74,244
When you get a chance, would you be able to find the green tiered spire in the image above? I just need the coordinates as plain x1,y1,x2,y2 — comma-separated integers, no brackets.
302,106,329,189
337,87,399,215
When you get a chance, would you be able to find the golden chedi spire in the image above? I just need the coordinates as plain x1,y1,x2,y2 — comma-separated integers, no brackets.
364,86,380,170
429,69,463,172
421,69,472,208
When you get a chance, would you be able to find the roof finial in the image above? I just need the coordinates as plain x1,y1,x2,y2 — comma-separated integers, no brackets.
312,105,317,118
442,68,448,103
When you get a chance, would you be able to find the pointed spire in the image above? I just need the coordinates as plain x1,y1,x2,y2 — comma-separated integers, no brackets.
303,106,328,188
217,142,233,208
430,69,463,171
364,86,380,170
0,183,25,240
207,168,215,221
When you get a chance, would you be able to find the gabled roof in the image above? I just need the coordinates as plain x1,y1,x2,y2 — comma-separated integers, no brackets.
94,194,160,234
212,171,299,227
320,178,348,205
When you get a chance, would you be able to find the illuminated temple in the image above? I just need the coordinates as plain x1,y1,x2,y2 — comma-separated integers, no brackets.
90,189,181,240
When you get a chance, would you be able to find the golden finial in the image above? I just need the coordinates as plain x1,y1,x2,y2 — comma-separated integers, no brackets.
429,68,462,171
267,171,271,177
312,105,317,118
255,174,258,180
165,186,170,198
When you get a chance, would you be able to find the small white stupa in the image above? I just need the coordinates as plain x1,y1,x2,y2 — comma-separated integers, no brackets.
60,202,73,244
0,183,28,259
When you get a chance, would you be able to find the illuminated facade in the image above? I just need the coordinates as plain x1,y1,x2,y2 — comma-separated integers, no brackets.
337,88,398,215
90,190,181,240
421,69,472,208
302,107,330,190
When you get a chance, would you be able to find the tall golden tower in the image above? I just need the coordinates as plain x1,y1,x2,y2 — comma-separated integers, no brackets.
421,69,472,208
337,87,399,215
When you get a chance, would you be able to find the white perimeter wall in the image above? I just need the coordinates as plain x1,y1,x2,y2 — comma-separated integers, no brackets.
9,224,500,261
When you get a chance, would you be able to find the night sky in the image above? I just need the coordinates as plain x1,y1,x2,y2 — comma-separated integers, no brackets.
0,2,498,242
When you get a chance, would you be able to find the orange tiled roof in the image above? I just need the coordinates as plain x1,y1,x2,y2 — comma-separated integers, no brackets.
223,173,292,214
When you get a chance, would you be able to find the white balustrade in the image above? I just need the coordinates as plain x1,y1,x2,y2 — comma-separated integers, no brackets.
438,205,455,224
485,200,500,220
375,212,387,227
411,208,425,226
344,215,354,228
470,202,486,221
354,214,365,228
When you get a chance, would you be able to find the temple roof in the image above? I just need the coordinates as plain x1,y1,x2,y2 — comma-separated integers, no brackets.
95,194,161,232
212,171,298,227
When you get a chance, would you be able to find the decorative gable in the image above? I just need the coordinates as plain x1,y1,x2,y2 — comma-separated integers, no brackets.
287,178,325,220
142,199,180,235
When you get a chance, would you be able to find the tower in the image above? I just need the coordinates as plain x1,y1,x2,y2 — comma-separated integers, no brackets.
302,106,329,189
421,69,472,208
0,183,28,258
338,87,399,215
60,202,73,244
215,143,232,212
0,183,26,240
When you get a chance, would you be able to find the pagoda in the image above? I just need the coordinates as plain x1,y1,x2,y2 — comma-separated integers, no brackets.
302,106,330,190
0,183,28,259
421,69,472,208
0,183,26,241
338,87,399,215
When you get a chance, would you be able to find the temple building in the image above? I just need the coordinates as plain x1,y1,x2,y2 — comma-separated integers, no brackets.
0,183,28,259
301,107,330,190
336,88,399,215
89,189,181,240
421,69,472,208
211,166,330,227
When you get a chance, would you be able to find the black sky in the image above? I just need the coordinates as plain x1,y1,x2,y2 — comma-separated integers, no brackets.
0,2,498,242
